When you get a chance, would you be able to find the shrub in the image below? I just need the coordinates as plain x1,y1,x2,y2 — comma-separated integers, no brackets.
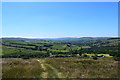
22,56,30,59
114,57,120,61
92,56,98,60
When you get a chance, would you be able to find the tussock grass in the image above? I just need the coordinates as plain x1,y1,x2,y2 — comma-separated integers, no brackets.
45,58,118,78
2,58,43,78
2,58,118,78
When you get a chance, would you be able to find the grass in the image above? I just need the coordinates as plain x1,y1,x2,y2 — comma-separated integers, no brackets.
2,58,44,78
81,46,91,48
45,58,118,78
2,46,45,55
0,46,2,55
2,58,118,78
47,49,69,52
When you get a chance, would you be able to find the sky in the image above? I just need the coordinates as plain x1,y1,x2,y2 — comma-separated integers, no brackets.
1,0,120,2
2,2,118,38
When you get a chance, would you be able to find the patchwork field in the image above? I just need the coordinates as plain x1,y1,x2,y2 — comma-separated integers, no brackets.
2,58,118,78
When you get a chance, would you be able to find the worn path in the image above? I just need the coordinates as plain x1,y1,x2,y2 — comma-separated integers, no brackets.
37,59,65,78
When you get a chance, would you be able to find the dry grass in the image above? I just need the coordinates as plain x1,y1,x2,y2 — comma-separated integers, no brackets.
2,58,119,78
45,57,118,78
2,58,43,78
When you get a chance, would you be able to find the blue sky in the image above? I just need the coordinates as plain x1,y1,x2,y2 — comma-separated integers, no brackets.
2,2,118,38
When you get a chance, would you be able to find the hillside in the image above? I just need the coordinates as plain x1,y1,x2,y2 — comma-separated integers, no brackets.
1,37,119,59
1,37,120,79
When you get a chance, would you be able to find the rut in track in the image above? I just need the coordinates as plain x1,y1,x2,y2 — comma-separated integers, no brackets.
37,59,65,78
37,59,48,78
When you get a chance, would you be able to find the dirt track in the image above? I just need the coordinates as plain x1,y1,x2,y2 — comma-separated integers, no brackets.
37,59,65,78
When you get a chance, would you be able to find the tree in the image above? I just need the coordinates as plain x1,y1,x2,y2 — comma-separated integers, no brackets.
67,44,73,55
92,56,98,60
35,46,42,51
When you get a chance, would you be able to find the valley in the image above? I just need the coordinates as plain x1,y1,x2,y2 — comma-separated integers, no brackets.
1,37,119,78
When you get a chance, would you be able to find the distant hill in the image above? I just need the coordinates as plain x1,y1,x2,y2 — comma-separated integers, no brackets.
39,37,111,43
2,37,49,43
2,37,112,43
39,37,110,40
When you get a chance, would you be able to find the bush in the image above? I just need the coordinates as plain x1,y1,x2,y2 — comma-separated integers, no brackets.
22,56,30,59
114,57,120,61
83,54,88,57
93,56,98,60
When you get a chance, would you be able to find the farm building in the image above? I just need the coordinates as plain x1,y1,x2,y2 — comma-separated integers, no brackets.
96,54,104,57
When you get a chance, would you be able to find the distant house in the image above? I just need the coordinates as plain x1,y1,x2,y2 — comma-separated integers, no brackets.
98,54,112,57
49,53,53,57
82,54,106,57
97,54,104,57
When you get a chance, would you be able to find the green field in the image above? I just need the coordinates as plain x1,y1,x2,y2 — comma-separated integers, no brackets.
1,38,119,59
